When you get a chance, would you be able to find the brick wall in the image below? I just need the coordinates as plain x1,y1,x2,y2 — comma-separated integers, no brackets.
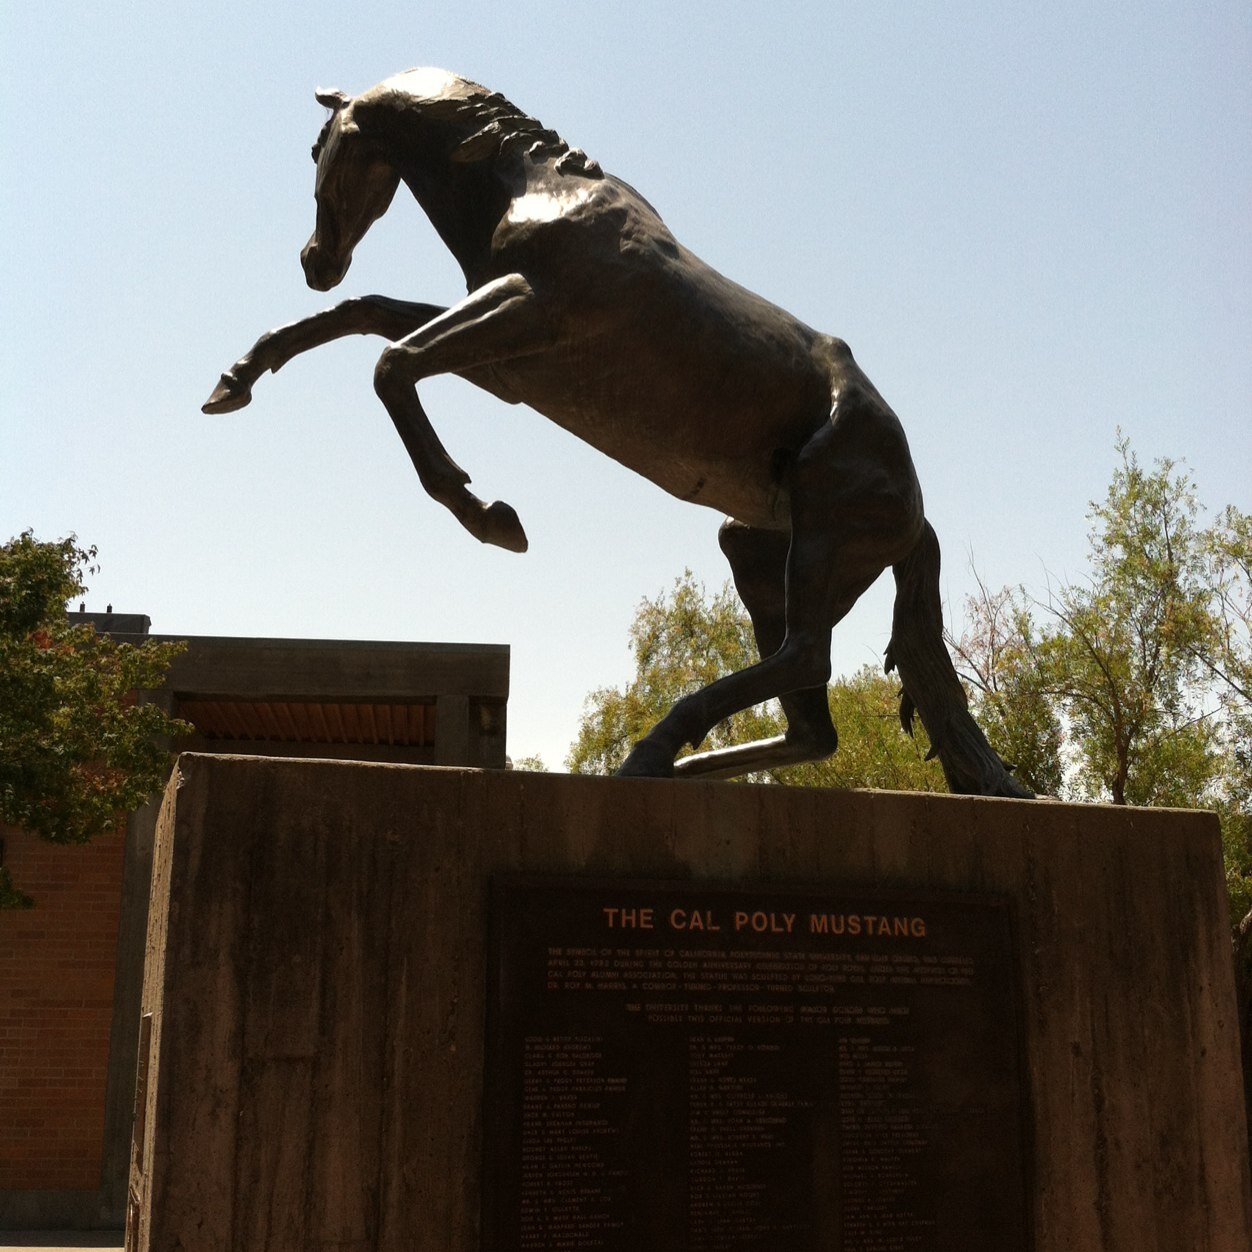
0,824,125,1192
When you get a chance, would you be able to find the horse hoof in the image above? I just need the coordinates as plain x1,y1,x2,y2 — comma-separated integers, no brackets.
480,500,528,553
616,741,675,779
202,373,253,414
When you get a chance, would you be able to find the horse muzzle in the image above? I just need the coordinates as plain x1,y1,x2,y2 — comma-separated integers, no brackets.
301,238,349,291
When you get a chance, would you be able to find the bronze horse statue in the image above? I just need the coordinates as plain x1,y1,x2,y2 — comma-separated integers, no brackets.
205,67,1031,797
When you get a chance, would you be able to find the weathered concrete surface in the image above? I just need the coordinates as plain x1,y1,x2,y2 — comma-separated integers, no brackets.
131,756,1251,1251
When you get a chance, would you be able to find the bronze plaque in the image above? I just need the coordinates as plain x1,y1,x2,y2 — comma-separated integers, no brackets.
484,878,1031,1251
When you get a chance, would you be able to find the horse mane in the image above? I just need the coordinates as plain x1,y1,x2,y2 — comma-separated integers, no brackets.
311,113,336,162
373,70,604,179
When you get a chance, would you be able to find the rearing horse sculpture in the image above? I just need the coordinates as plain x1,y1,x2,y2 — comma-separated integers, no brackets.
204,67,1031,796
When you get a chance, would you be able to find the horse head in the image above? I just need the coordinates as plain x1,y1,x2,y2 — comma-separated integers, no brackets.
301,88,401,291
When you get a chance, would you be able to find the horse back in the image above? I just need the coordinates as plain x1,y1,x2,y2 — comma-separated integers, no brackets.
484,169,860,524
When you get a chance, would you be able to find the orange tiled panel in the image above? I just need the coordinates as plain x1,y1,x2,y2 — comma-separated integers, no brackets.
176,698,436,746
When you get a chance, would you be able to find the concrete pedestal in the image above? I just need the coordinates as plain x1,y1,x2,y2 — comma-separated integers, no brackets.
129,755,1250,1251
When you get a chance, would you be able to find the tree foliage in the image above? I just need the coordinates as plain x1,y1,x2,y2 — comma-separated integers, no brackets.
0,533,187,907
1042,440,1222,807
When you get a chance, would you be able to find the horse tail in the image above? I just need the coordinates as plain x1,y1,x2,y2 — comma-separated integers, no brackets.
885,519,1033,798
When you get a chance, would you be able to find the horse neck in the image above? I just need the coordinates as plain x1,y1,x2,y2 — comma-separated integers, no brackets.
395,144,514,287
357,92,526,286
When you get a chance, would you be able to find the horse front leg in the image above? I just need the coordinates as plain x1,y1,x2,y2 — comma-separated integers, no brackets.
202,295,447,414
372,274,556,553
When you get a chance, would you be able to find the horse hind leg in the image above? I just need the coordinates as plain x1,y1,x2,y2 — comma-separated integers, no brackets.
619,403,909,779
670,519,839,780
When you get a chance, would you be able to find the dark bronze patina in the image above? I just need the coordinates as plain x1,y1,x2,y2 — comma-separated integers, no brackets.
205,68,1030,795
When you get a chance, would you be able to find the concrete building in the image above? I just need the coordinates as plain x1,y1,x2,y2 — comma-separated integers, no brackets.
0,615,509,1230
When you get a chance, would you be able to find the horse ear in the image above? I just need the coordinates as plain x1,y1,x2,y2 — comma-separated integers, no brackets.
315,88,350,111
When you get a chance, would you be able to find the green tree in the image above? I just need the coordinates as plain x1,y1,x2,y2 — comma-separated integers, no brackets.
0,532,187,907
566,571,943,791
1037,440,1224,808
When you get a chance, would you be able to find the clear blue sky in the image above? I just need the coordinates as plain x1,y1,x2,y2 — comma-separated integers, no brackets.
3,1,1249,765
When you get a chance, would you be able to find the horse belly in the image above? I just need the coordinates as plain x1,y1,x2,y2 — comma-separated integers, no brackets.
494,266,831,527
